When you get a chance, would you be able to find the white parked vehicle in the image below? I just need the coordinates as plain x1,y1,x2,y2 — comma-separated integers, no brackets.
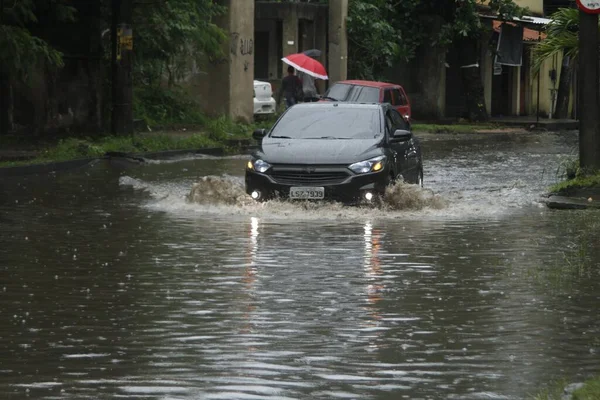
253,80,276,115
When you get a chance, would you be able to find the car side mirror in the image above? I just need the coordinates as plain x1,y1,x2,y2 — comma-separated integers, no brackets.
253,129,267,140
392,129,412,141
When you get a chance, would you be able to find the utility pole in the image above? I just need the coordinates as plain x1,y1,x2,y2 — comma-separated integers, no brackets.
0,0,6,136
578,8,600,171
111,0,134,135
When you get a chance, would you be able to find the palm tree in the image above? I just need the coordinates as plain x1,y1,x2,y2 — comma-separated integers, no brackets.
532,7,579,119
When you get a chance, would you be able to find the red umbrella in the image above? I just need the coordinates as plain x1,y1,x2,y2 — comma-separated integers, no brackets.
282,53,328,80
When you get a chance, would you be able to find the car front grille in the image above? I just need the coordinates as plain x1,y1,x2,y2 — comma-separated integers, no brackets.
269,168,350,185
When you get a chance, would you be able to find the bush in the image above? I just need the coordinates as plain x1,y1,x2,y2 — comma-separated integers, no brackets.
133,86,207,128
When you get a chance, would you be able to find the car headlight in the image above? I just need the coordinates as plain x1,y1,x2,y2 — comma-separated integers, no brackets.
247,159,272,173
348,156,386,174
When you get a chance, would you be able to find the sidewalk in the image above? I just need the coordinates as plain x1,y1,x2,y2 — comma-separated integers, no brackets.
0,150,39,162
490,116,579,131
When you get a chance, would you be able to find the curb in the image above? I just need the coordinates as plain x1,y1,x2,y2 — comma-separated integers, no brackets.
0,158,99,178
544,195,600,210
137,147,225,159
0,147,240,177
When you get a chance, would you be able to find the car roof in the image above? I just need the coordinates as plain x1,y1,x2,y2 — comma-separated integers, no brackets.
292,102,384,110
335,80,400,89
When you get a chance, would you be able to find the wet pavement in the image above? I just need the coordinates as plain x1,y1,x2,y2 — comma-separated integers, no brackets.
1,131,599,399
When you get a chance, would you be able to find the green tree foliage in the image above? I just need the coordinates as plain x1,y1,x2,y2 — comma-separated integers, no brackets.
0,0,75,79
133,0,227,87
531,7,580,120
346,0,400,80
131,0,228,126
532,7,580,73
347,0,525,80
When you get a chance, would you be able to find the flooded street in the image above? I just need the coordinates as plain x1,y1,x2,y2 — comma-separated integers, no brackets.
1,131,599,399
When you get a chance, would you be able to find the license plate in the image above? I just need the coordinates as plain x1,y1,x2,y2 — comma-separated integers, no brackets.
289,187,325,199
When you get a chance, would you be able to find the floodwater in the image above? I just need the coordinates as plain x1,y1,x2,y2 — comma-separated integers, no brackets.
1,131,599,400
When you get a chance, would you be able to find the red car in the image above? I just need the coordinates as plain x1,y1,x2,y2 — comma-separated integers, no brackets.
321,80,412,120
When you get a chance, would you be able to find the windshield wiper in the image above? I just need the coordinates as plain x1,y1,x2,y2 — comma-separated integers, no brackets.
306,136,350,140
270,135,292,139
321,96,339,101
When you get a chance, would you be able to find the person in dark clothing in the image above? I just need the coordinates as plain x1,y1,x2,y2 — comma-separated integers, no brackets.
277,66,302,109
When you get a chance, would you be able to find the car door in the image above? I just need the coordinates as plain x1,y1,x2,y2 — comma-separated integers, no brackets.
383,88,393,106
392,87,411,120
388,108,419,182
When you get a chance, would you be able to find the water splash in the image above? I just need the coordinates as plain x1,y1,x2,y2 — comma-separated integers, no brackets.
119,176,149,191
383,182,446,211
187,175,254,206
185,176,446,218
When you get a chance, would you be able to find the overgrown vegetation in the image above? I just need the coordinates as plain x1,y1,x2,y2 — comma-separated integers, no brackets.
532,377,600,400
0,0,77,132
133,86,208,128
571,378,600,400
549,155,600,194
549,172,600,194
0,135,217,167
131,0,227,129
0,112,278,168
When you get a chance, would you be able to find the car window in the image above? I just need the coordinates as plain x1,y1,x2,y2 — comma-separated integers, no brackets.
385,113,393,135
389,89,398,105
394,88,407,106
383,89,392,104
270,106,382,139
351,86,380,103
389,109,410,131
324,83,352,101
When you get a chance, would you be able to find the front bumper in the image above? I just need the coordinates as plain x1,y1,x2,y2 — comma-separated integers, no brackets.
245,167,390,202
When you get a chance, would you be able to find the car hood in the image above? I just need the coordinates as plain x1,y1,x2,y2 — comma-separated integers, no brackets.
255,138,383,164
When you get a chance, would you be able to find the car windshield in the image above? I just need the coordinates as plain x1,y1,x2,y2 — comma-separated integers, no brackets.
270,107,381,140
323,84,352,101
349,86,380,103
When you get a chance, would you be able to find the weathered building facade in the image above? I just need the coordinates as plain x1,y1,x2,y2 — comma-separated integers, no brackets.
190,0,348,123
384,0,574,121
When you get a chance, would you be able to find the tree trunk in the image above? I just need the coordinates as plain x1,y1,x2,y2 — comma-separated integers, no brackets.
87,0,103,134
0,72,13,134
457,36,489,122
413,15,447,120
554,54,572,120
111,0,134,136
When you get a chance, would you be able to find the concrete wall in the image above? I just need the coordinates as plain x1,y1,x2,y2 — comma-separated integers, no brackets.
328,0,348,84
196,0,254,123
514,0,544,16
481,0,544,16
528,47,563,117
255,2,329,81
193,1,347,120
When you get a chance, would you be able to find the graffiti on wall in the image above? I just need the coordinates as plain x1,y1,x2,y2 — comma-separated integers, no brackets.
230,32,254,57
240,38,253,56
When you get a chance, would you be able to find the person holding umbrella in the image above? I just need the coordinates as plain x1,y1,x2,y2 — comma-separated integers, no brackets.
281,52,328,104
298,49,322,102
297,70,318,102
277,66,303,109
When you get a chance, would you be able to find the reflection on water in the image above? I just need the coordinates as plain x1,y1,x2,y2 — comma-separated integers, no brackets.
1,132,599,399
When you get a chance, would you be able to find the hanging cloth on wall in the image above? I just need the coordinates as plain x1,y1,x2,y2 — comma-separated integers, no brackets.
495,23,524,66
